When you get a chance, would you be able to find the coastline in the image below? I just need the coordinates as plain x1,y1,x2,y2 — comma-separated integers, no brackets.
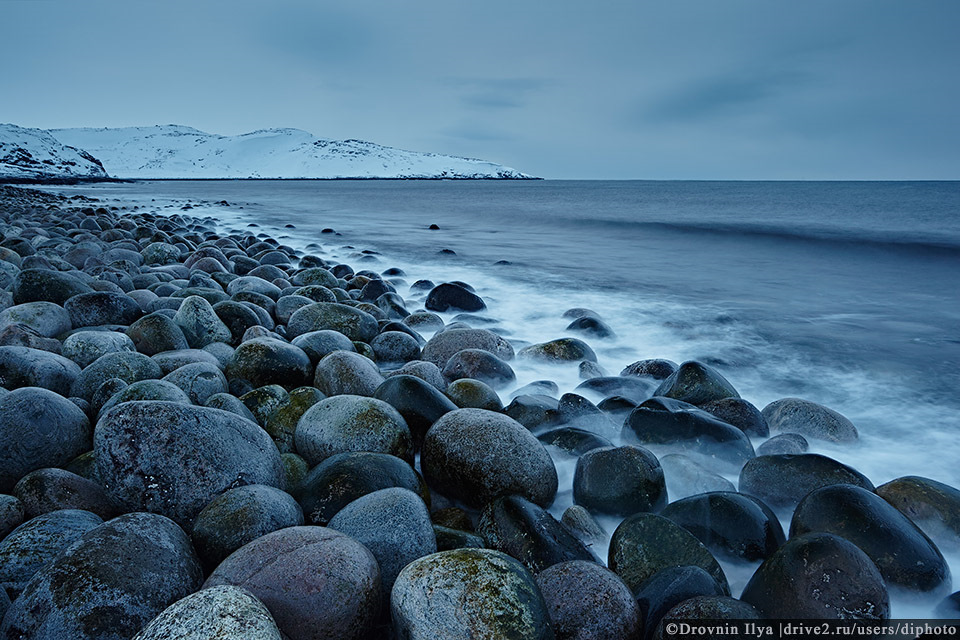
0,184,956,636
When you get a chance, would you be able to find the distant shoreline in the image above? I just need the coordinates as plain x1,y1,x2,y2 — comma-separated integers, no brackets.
0,175,543,185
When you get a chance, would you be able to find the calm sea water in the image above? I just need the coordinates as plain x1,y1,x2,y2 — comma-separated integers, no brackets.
47,179,960,607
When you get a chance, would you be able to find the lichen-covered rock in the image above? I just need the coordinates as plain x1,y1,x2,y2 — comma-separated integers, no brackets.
205,526,381,640
286,302,379,342
660,491,785,562
477,495,597,574
421,328,514,368
653,360,740,406
13,468,116,519
876,475,960,550
226,337,312,389
63,330,137,368
608,512,729,594
0,387,91,492
191,484,304,570
573,445,666,516
296,452,428,525
132,585,283,640
70,351,162,401
0,509,103,598
442,348,516,388
0,494,25,541
329,487,436,596
445,377,503,411
0,512,203,640
519,338,597,363
0,346,81,396
290,329,356,364
0,302,71,338
263,386,325,453
295,394,413,465
12,268,93,305
173,295,232,348
391,548,553,640
241,385,289,425
762,397,859,443
313,350,385,397
95,401,285,527
740,532,890,620
791,483,950,594
64,291,142,328
739,453,874,510
162,362,228,405
535,560,641,640
125,312,190,356
421,408,558,508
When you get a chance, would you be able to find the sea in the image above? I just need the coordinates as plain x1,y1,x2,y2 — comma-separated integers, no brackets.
42,179,960,612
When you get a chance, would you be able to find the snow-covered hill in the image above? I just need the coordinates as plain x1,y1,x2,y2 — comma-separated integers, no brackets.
0,124,108,181
50,125,535,179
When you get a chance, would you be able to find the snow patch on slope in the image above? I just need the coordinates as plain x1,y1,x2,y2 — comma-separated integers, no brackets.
51,125,535,179
0,124,108,181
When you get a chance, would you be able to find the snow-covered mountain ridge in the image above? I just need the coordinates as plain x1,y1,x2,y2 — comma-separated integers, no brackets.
50,125,537,179
0,124,108,182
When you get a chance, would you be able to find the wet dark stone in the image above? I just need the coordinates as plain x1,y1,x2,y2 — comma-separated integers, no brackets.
442,348,516,388
225,337,312,390
373,374,457,447
634,566,727,640
573,445,667,517
420,327,514,369
791,483,951,594
565,316,615,339
425,282,486,313
12,468,117,520
536,560,642,640
125,313,189,356
519,338,597,364
608,512,729,594
575,376,654,403
477,495,597,574
12,268,93,305
699,397,769,437
740,532,890,620
623,396,755,469
620,359,678,380
738,453,874,510
64,292,142,328
652,597,761,640
434,525,486,551
660,491,785,561
762,397,859,443
876,475,960,551
756,432,809,456
653,360,740,406
538,427,613,457
296,452,428,525
504,394,561,431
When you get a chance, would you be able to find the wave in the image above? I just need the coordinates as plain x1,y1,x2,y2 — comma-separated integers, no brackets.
561,217,960,257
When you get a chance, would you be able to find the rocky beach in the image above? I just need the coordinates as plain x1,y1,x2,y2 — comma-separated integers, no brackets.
0,182,959,640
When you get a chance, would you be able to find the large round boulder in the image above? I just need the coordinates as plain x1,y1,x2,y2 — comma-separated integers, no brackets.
535,560,641,640
420,328,514,368
0,512,204,640
94,401,285,527
125,313,189,356
312,349,383,396
62,330,137,368
876,475,960,550
608,512,728,594
64,292,142,328
328,487,437,596
652,360,740,406
226,337,312,389
295,394,413,466
762,397,859,443
296,452,427,525
12,467,116,519
424,282,486,313
173,295,232,348
11,268,93,305
791,483,951,594
421,408,558,508
573,445,666,516
0,346,81,396
373,374,457,446
204,526,381,640
0,387,91,492
442,348,516,388
740,532,890,620
286,302,379,342
391,548,552,640
739,453,874,510
191,484,304,570
132,585,283,640
70,351,163,401
0,302,72,338
519,338,597,363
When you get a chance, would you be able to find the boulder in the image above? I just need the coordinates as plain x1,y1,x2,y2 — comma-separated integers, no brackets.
573,445,667,516
738,453,874,510
424,282,486,312
286,302,379,342
535,560,641,640
652,360,739,406
762,397,859,443
226,337,312,389
204,526,381,640
0,346,81,396
132,585,283,640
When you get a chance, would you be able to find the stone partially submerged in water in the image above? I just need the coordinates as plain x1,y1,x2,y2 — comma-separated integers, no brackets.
762,396,859,443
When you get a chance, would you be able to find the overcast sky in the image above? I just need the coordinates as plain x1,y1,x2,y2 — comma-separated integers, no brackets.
4,0,959,179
